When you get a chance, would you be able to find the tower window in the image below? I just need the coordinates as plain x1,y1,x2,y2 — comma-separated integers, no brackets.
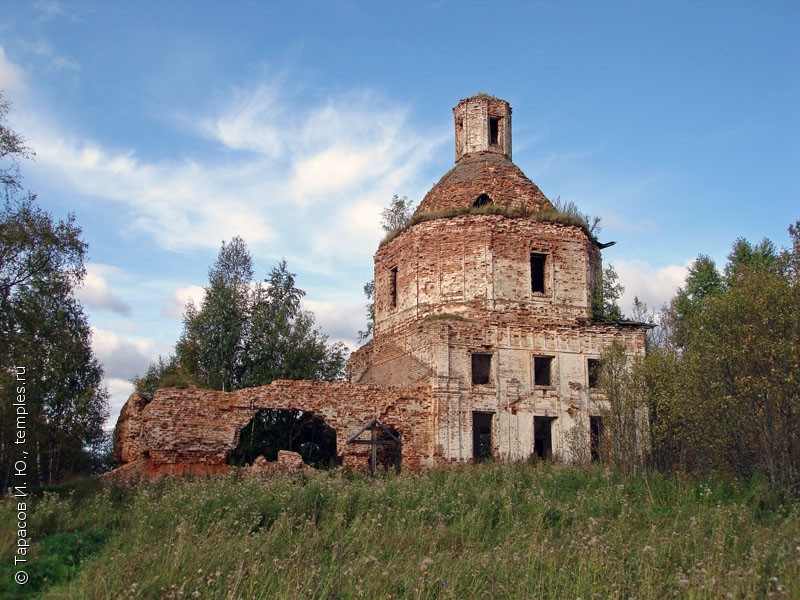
530,253,547,294
389,266,398,308
471,353,492,385
534,356,554,387
489,116,500,145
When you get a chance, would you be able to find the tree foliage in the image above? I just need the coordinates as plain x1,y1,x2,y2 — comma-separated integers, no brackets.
642,223,800,495
380,194,415,234
357,280,375,343
240,260,347,387
0,92,33,194
594,341,648,475
0,94,108,485
136,240,347,397
592,264,624,322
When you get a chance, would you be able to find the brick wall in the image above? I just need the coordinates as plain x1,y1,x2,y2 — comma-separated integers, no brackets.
374,216,598,336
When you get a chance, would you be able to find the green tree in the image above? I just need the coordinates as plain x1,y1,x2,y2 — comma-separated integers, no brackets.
241,260,347,386
592,264,624,322
175,236,252,391
642,224,800,494
0,92,33,194
724,237,777,283
681,230,799,491
594,341,648,475
380,194,415,234
0,102,108,484
357,280,374,343
670,254,723,348
137,242,346,397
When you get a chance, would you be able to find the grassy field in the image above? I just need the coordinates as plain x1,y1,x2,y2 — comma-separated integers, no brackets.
1,462,798,599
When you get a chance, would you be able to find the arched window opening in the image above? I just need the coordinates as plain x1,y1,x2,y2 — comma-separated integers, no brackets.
473,194,492,208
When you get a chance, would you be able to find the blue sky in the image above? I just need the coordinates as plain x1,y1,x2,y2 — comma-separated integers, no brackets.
1,1,797,426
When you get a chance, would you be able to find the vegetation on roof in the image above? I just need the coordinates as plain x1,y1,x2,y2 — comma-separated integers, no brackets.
380,202,599,246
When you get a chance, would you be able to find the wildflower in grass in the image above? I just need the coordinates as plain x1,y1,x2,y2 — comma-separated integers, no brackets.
643,545,655,556
419,557,434,572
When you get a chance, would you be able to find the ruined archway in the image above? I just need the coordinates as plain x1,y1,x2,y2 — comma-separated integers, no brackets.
227,409,340,468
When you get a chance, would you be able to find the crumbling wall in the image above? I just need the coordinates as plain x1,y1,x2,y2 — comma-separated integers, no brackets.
112,380,435,478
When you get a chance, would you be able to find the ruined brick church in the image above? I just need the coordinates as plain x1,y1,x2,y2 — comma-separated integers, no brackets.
112,95,648,476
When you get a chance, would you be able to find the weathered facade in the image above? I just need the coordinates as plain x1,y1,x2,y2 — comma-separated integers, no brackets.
112,94,648,476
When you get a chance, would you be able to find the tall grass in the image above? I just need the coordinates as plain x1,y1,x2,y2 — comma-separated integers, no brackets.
1,463,797,599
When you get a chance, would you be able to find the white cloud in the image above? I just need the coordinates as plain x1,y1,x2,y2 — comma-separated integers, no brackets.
23,81,446,261
26,133,278,251
0,46,25,92
205,83,285,157
163,284,206,318
615,259,689,315
292,146,379,201
303,298,364,349
75,263,131,315
91,327,155,381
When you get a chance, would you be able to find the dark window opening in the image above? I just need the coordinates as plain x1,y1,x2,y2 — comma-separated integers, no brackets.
534,416,556,459
473,193,492,208
530,252,547,294
588,358,600,388
590,416,603,462
389,266,398,308
489,116,500,146
473,412,493,462
227,409,340,469
534,356,553,387
471,353,492,385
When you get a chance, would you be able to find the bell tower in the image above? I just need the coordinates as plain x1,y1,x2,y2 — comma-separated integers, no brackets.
453,94,512,162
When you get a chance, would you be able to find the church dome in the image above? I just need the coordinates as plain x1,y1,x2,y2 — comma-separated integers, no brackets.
414,152,554,217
